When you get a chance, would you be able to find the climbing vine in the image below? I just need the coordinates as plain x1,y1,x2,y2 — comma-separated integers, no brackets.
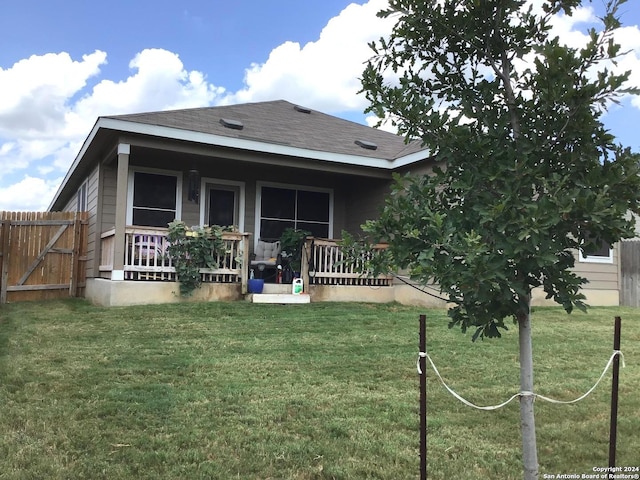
167,220,226,296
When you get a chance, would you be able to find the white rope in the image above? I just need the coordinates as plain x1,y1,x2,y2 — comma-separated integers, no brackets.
534,350,625,405
416,350,625,410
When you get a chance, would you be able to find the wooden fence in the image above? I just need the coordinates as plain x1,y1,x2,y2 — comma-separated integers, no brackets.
0,211,88,303
620,239,640,307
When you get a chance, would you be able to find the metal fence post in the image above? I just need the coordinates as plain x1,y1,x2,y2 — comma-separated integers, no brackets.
419,314,427,480
608,316,622,469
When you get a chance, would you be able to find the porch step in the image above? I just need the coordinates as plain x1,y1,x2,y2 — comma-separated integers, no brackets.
248,293,311,304
261,283,292,294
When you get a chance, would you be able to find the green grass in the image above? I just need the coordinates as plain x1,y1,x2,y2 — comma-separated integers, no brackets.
0,300,638,479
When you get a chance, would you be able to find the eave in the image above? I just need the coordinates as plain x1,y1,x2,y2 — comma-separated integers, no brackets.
49,117,431,211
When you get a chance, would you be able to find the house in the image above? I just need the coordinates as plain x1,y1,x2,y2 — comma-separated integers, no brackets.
48,100,621,306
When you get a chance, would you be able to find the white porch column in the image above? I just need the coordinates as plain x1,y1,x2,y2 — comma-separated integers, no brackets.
112,143,130,281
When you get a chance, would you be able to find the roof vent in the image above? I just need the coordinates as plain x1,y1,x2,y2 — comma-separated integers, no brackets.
220,118,244,130
294,105,312,114
355,140,378,151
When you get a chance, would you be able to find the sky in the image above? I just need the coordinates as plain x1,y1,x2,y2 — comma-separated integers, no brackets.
1,0,639,211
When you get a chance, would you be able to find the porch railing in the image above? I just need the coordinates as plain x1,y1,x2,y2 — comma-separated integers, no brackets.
99,226,249,287
303,238,393,287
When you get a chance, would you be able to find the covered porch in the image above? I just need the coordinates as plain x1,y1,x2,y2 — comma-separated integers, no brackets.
89,225,394,306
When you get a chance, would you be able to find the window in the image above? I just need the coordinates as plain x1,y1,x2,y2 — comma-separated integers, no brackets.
128,170,181,227
579,238,613,264
258,184,332,240
76,181,87,212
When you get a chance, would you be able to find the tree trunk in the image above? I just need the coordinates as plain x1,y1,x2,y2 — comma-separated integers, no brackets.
518,296,539,479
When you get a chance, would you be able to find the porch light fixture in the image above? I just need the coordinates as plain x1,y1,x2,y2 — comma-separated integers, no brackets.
355,140,378,151
219,118,244,130
188,169,200,203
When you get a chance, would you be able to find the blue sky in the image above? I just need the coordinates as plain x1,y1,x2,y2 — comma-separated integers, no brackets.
1,0,639,211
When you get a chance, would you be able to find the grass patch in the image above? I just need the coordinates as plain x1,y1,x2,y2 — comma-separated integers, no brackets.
0,300,638,479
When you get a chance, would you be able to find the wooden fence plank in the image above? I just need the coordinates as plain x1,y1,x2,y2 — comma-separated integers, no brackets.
0,211,88,303
620,240,640,307
0,220,10,303
70,214,82,296
7,284,71,292
16,224,69,286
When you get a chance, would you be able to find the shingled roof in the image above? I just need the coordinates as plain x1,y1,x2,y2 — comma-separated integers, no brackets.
105,99,425,161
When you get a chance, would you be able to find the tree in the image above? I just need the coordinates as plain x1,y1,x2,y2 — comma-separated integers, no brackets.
356,0,640,478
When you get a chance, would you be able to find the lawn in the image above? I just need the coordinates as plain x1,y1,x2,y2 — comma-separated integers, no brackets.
0,300,638,479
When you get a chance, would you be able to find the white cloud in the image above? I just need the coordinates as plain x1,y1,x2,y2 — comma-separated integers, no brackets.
0,0,639,212
613,24,640,108
222,0,394,112
0,175,62,211
365,114,399,133
72,49,224,123
0,48,226,208
0,50,106,138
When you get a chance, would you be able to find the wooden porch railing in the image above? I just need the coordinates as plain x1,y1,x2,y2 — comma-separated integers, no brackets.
99,226,249,288
302,237,393,287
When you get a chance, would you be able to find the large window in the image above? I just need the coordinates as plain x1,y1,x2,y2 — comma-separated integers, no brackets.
258,184,332,240
128,170,181,227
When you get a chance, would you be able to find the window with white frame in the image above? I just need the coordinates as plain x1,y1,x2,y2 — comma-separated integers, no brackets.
257,184,332,240
128,170,181,227
76,181,88,212
579,238,613,264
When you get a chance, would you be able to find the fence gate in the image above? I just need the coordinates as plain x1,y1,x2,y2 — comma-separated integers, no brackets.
620,239,640,307
0,211,88,304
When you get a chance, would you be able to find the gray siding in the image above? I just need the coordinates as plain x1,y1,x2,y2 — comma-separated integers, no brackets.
572,246,619,290
61,195,76,212
101,164,117,230
343,178,391,234
84,165,100,278
57,165,100,279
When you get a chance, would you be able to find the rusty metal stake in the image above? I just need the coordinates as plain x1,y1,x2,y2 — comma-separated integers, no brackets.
608,316,621,469
419,314,427,480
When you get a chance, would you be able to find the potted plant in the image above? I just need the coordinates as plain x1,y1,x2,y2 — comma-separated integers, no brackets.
279,228,311,278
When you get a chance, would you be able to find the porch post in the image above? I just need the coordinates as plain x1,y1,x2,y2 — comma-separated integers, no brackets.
241,233,250,294
300,237,312,293
112,143,130,281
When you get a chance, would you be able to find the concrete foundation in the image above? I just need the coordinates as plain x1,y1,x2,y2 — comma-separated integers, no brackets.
530,287,619,307
85,278,242,307
85,278,620,308
309,285,396,303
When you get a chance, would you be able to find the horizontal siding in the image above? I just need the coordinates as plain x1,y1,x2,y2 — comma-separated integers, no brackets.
61,192,77,212
343,178,391,234
85,165,100,278
101,164,117,230
572,246,619,290
245,182,256,238
181,175,200,226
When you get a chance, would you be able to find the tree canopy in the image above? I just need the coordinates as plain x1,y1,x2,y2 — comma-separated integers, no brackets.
356,0,640,340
